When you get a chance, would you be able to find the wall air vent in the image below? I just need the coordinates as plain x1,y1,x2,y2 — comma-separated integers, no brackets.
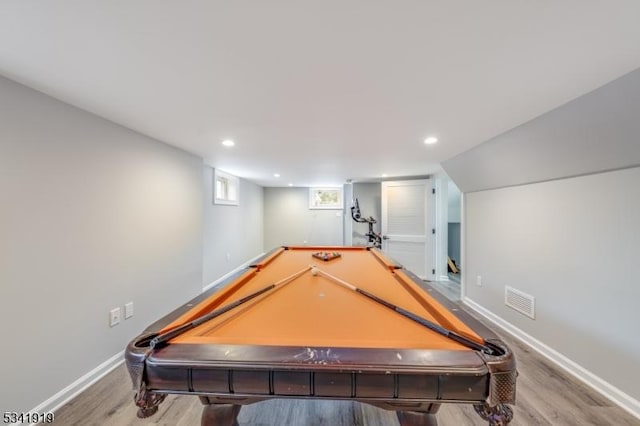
505,286,535,319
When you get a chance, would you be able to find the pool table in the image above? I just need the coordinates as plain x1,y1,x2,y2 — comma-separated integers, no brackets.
126,246,517,425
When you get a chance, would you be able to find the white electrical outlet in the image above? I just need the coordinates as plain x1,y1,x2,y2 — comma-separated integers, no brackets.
109,307,121,327
476,275,483,287
226,252,231,261
125,302,134,319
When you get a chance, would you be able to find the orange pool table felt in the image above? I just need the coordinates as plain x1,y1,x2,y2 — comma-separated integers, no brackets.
161,246,483,350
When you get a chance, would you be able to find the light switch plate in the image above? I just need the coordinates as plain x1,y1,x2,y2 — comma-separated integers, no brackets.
110,308,121,327
125,302,134,319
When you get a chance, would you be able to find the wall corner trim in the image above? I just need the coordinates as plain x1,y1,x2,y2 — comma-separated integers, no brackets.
29,351,124,422
462,297,640,421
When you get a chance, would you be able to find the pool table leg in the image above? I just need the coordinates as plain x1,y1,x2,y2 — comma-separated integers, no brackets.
201,403,241,426
396,408,440,426
473,403,514,425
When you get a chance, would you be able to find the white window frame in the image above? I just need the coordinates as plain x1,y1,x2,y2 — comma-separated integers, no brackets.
214,169,239,205
309,187,343,210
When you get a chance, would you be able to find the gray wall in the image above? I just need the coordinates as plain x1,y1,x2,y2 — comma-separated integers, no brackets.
264,187,343,249
465,166,640,401
447,223,461,264
203,167,264,286
351,182,381,246
443,68,640,193
442,68,640,405
447,180,461,264
447,180,461,223
0,75,204,413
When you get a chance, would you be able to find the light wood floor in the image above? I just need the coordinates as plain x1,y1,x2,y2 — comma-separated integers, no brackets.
424,279,461,302
53,286,639,426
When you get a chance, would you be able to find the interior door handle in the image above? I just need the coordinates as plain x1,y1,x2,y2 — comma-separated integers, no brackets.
382,235,390,240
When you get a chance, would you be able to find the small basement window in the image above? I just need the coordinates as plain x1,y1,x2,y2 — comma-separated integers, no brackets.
309,187,343,209
214,169,239,205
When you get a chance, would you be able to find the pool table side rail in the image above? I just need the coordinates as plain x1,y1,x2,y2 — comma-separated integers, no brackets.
138,343,494,404
250,246,287,270
126,338,515,411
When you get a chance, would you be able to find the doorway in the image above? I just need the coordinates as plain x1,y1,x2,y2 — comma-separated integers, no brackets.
381,179,433,280
447,180,462,285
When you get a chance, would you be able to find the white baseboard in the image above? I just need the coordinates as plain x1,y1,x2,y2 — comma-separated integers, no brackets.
463,297,640,420
438,275,450,282
202,252,266,293
25,351,124,424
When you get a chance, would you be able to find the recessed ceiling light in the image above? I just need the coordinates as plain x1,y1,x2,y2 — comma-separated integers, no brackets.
222,139,235,147
424,136,438,145
288,183,293,187
381,173,388,178
274,173,281,178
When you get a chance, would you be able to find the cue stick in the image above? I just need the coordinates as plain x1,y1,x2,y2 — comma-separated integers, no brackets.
310,266,495,355
150,266,312,349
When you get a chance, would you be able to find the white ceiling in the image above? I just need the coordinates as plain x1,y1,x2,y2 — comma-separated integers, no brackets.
2,1,640,187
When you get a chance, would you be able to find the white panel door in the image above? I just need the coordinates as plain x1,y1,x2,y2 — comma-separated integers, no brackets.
381,180,432,280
